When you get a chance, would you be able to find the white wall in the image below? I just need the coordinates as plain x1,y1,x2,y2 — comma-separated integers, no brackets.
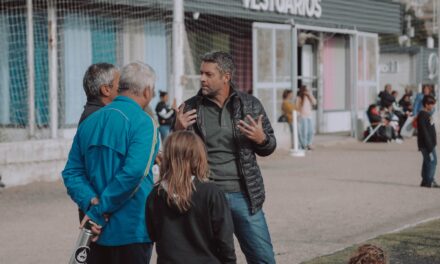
321,111,352,133
64,14,91,125
0,139,71,187
379,53,416,94
0,14,10,125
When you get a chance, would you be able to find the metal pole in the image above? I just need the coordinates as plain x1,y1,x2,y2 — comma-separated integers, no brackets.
289,24,305,157
351,33,359,139
27,0,35,138
172,0,184,105
48,0,58,139
291,24,298,96
437,0,440,110
290,110,305,157
317,32,324,134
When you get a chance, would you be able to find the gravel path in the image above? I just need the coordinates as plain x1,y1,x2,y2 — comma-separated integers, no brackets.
1,137,438,264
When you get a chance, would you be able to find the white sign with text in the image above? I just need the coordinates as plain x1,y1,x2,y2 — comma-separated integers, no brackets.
243,0,322,18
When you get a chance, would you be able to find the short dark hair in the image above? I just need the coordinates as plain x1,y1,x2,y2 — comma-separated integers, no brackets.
201,51,236,80
422,95,436,107
159,91,168,97
83,63,118,99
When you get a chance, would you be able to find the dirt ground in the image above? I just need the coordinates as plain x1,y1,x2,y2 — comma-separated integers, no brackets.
1,137,440,263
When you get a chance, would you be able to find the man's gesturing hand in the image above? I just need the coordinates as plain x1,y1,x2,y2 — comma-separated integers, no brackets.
237,115,267,145
174,103,197,130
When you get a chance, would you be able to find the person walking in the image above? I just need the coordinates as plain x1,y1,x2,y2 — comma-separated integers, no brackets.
296,85,316,150
146,131,236,264
281,89,297,148
79,63,120,124
417,95,439,188
173,51,277,264
62,62,160,264
155,91,176,141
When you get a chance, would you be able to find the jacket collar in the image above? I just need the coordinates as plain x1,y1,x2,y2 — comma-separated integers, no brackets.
86,98,105,107
113,95,143,110
196,84,240,102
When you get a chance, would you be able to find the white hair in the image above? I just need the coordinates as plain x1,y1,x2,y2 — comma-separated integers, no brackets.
119,62,156,96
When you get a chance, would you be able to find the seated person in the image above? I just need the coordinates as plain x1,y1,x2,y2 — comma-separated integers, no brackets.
377,84,395,109
367,104,382,126
365,104,394,142
399,94,413,114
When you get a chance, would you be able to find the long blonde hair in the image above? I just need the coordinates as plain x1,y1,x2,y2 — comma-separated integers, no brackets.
158,131,209,212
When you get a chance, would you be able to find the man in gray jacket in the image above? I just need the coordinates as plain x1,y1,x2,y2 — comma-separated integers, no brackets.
174,51,277,264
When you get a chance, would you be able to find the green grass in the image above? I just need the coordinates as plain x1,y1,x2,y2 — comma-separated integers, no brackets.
302,219,440,264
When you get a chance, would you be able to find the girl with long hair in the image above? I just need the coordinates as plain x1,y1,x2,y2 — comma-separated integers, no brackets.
146,131,236,264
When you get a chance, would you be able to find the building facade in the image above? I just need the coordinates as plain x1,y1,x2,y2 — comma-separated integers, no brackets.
0,0,402,186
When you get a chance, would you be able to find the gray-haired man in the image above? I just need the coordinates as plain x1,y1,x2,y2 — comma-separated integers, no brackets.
77,63,120,222
79,62,120,124
63,62,159,263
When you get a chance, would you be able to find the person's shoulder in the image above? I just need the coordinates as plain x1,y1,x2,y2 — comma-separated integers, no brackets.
155,101,164,111
236,90,261,105
418,111,429,120
78,106,113,131
195,181,222,195
137,112,156,132
146,185,162,209
419,110,428,116
149,185,160,197
184,95,200,106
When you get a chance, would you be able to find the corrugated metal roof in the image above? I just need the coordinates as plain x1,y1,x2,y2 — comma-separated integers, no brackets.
183,0,403,34
87,0,403,34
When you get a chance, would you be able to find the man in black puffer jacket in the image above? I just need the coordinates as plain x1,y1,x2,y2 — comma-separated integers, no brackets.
173,51,276,264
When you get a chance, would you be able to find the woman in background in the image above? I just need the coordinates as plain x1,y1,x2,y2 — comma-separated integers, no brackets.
281,89,296,149
296,85,317,150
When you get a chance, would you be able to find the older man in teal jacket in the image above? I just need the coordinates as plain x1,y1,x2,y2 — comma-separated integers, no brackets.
62,62,159,264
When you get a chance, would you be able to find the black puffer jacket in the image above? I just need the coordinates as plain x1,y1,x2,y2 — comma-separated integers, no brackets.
180,89,276,214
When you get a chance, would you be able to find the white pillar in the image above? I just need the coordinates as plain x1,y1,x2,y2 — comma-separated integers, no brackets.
290,110,305,157
290,24,304,157
317,32,324,134
27,0,35,138
351,33,359,139
48,0,58,139
437,0,440,111
291,25,298,95
172,0,184,105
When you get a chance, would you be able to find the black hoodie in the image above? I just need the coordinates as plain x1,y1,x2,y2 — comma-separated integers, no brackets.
417,110,437,153
146,179,236,264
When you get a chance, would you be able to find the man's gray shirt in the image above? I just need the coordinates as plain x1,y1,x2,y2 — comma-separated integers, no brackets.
202,96,243,193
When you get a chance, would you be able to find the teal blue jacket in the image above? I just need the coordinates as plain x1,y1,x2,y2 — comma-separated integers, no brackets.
62,96,159,246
